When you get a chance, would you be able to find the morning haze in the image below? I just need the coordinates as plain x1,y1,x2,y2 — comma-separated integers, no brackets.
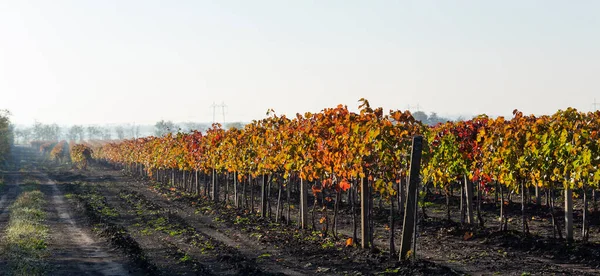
1,0,599,126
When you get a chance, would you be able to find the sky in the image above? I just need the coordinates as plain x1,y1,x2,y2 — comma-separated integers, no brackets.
1,0,599,126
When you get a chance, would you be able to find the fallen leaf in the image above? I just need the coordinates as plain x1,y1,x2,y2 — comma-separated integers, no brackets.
345,238,353,247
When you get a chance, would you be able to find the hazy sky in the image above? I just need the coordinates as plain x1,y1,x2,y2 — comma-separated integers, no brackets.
1,1,599,125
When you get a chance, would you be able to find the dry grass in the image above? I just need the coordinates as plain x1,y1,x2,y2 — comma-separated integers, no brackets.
1,189,48,275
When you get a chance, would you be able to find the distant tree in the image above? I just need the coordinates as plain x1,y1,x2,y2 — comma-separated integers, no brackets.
154,120,178,137
33,122,60,141
68,125,85,141
32,122,43,140
0,111,13,160
49,124,61,140
115,126,125,140
412,111,429,124
181,122,208,133
410,111,452,126
66,127,77,141
128,124,141,139
427,112,450,125
14,128,32,144
87,126,103,140
101,127,112,140
225,122,244,130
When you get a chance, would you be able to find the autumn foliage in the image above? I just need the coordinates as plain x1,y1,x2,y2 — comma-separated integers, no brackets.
89,99,426,198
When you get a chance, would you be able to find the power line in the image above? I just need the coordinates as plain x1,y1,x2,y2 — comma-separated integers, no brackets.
406,104,422,112
221,101,227,124
210,102,227,125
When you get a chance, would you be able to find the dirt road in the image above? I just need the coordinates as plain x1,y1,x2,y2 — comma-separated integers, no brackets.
0,146,138,275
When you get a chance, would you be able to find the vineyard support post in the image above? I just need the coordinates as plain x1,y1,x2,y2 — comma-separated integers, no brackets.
535,184,541,207
583,182,589,241
565,184,573,242
212,169,219,202
171,169,175,187
464,174,474,224
300,177,308,229
261,174,267,217
234,172,238,208
399,135,423,260
195,170,199,195
521,180,528,234
360,177,370,249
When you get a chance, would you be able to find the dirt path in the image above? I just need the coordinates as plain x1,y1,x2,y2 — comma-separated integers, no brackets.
0,173,22,226
0,146,138,275
0,172,23,269
41,176,132,275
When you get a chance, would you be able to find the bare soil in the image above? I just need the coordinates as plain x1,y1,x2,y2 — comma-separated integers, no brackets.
44,160,454,275
5,145,600,275
0,146,140,275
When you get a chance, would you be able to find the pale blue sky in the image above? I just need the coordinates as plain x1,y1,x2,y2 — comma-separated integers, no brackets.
1,1,599,125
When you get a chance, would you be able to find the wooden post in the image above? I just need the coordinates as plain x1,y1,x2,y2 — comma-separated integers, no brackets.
300,177,308,229
399,135,423,260
460,183,465,224
171,169,175,187
250,174,254,212
565,184,573,242
535,184,541,207
195,170,199,195
234,172,238,208
582,182,588,241
360,177,370,249
212,169,219,202
464,174,474,224
261,174,267,217
521,180,527,234
182,170,186,191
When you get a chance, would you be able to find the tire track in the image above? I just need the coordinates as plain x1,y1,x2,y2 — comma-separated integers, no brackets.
41,176,131,275
6,146,134,275
117,183,309,276
0,173,23,270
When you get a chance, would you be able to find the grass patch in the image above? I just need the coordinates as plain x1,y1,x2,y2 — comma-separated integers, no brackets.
257,253,271,259
20,184,40,193
178,252,193,263
1,190,49,275
23,179,40,186
68,184,118,218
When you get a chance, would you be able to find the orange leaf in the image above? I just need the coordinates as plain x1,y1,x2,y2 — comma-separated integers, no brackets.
345,238,353,247
463,232,474,241
339,179,351,192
